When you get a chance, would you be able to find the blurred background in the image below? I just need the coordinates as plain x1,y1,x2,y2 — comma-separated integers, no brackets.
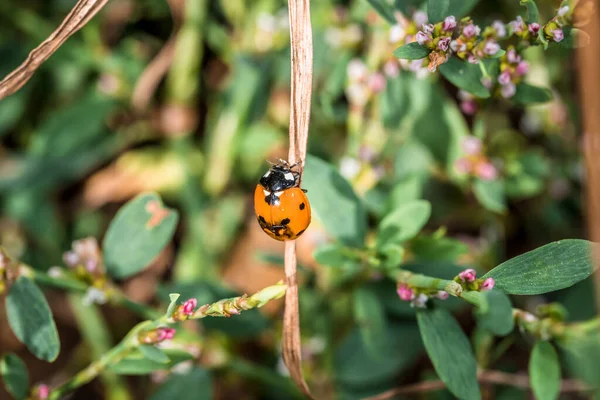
0,0,595,399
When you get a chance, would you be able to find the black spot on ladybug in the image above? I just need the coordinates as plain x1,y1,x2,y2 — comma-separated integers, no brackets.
299,202,305,210
281,218,291,225
265,193,279,206
296,229,306,236
259,216,266,224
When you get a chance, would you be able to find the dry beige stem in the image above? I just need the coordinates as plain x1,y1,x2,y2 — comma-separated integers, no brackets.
575,1,600,313
364,370,589,400
0,0,109,101
283,0,313,398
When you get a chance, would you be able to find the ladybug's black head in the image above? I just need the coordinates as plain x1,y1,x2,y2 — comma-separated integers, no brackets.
260,164,299,192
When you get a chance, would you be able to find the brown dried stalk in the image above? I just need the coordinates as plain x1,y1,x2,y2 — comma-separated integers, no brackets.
364,370,590,400
575,1,600,312
283,0,313,398
0,0,109,101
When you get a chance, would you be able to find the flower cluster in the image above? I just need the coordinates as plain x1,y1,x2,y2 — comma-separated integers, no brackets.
139,327,177,344
389,11,432,78
454,136,499,180
455,268,495,291
496,46,529,98
451,17,502,64
543,2,572,42
345,59,387,107
172,298,198,321
397,283,449,309
62,237,106,283
507,15,542,41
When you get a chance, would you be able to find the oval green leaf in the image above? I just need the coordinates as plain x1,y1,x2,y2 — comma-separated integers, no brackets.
0,353,29,400
150,367,213,400
393,42,432,60
303,155,368,247
439,58,490,98
520,0,539,23
417,307,481,400
473,178,507,214
313,243,357,268
483,239,599,295
475,289,514,336
428,0,449,22
103,192,179,279
377,200,431,247
139,345,170,364
353,287,389,359
530,341,560,400
513,83,553,105
6,277,60,362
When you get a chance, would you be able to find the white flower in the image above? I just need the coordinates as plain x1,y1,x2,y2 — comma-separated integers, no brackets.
82,287,107,306
347,59,368,82
389,24,405,43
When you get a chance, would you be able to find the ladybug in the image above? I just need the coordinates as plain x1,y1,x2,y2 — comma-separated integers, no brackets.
254,160,311,241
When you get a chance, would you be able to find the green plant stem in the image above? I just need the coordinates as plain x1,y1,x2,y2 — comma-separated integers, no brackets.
46,283,286,400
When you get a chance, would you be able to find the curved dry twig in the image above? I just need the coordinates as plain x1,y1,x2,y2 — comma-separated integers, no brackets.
283,0,313,398
0,0,109,101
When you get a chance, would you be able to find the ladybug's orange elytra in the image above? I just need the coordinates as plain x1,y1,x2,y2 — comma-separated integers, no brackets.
253,160,311,241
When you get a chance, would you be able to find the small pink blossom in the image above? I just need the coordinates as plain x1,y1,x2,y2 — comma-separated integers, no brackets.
442,16,457,32
507,49,521,64
454,158,472,174
422,23,435,34
397,284,415,301
462,136,482,155
528,23,540,35
483,40,500,56
509,16,525,33
461,100,478,115
459,268,477,283
416,31,432,45
436,291,449,300
467,54,479,64
63,251,79,267
481,76,493,89
476,161,498,180
157,328,176,341
368,73,386,93
498,70,512,86
515,61,529,76
501,82,517,98
552,29,564,42
37,384,49,400
438,37,451,51
492,20,507,37
182,298,197,315
383,60,400,77
463,24,481,39
481,277,495,291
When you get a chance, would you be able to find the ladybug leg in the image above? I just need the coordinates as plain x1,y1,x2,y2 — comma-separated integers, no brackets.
301,189,308,193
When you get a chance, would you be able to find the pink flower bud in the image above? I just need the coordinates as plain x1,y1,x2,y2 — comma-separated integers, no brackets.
506,49,521,64
459,268,477,283
460,100,478,116
157,327,176,341
483,41,500,56
383,60,400,77
85,259,98,273
454,158,472,174
528,23,540,35
437,291,449,300
462,136,482,155
63,251,79,267
552,29,564,42
500,82,517,98
515,61,529,76
397,284,414,301
422,24,435,34
492,20,507,37
481,76,493,89
467,54,479,64
182,298,197,315
416,31,432,45
368,73,386,93
438,37,451,51
481,277,495,291
442,16,457,31
37,384,49,400
498,70,512,86
462,24,481,39
509,16,525,33
475,161,498,180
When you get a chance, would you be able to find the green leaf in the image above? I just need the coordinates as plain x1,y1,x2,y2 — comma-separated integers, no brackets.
512,83,553,105
529,341,560,400
150,367,213,400
103,192,179,279
353,287,389,359
473,178,506,214
417,308,481,400
139,345,170,364
427,0,449,22
109,348,195,375
335,322,423,387
166,293,180,317
557,27,591,49
377,200,431,247
483,239,599,295
6,277,60,362
388,177,424,211
475,289,514,336
393,141,433,181
393,42,432,60
538,30,549,49
439,58,490,98
0,353,29,400
410,235,468,262
313,244,358,268
448,0,480,18
365,0,397,24
520,0,539,23
303,155,368,247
